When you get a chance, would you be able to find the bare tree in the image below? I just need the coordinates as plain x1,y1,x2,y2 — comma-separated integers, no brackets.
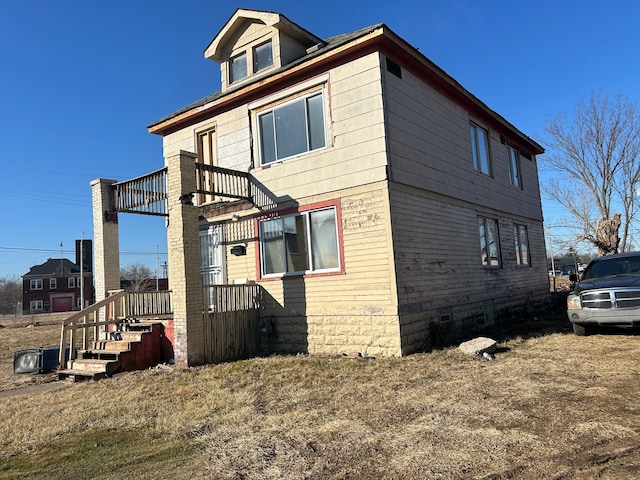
120,263,155,292
0,275,22,315
543,92,640,255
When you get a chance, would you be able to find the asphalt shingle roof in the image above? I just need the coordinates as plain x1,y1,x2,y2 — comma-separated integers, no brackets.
23,258,80,277
147,24,384,129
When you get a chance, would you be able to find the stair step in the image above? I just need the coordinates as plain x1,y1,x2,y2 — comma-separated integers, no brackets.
67,358,118,374
105,331,144,342
58,320,164,382
93,340,132,350
81,349,126,360
58,369,106,382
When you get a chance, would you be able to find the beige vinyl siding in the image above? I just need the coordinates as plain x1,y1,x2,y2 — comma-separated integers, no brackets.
258,182,401,357
382,60,543,221
252,53,388,200
230,22,273,53
388,182,549,353
162,105,252,171
224,219,257,284
278,32,309,66
163,53,389,201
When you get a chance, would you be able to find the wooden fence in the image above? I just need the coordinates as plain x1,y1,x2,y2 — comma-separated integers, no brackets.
202,284,261,364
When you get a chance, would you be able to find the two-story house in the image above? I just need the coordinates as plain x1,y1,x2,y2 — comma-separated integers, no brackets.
22,240,93,314
91,9,548,367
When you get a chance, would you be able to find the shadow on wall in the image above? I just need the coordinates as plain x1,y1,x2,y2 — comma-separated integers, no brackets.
259,278,308,355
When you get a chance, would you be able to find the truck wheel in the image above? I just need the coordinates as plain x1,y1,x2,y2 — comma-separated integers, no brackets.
572,323,589,336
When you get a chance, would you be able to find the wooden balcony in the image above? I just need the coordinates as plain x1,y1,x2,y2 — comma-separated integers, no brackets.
114,167,168,216
112,164,254,216
195,163,252,205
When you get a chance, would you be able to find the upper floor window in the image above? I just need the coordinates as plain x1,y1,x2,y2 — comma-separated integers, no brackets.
30,279,43,290
230,52,248,83
68,277,75,288
508,146,522,188
514,224,530,266
253,40,273,72
229,39,273,85
258,91,326,165
470,123,491,175
196,126,217,204
50,278,57,289
478,216,501,267
259,205,340,277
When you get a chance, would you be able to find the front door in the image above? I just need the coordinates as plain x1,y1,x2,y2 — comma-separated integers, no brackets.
200,225,226,309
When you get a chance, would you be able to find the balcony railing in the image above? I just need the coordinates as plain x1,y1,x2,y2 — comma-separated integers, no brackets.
113,164,254,216
114,167,168,216
195,163,252,205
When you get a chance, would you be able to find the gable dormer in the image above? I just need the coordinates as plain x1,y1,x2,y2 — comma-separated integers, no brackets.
204,9,323,92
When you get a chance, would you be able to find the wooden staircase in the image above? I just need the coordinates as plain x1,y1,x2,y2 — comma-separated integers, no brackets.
58,320,164,382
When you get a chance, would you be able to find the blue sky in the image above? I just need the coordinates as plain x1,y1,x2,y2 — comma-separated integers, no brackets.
1,0,639,277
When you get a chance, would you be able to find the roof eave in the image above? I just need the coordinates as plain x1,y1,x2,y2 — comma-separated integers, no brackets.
150,24,543,155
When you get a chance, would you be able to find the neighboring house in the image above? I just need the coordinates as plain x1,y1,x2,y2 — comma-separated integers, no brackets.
92,9,548,367
22,240,94,314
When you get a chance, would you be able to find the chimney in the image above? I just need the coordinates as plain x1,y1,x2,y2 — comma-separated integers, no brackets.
75,239,93,274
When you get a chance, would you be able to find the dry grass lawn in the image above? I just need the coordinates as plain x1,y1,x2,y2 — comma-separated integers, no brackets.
2,309,640,479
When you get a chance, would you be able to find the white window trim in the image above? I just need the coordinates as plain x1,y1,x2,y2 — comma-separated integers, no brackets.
30,300,43,311
30,279,43,290
248,74,330,111
50,278,57,289
228,37,275,85
256,89,327,165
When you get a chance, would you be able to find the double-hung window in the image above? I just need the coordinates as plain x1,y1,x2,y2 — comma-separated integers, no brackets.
30,300,43,311
68,277,75,288
230,52,248,83
508,146,522,188
30,279,43,290
478,217,501,267
253,41,273,72
258,91,326,164
260,206,340,277
50,278,57,289
470,123,491,175
514,224,530,266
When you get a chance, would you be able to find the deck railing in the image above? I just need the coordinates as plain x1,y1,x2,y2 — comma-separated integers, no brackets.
195,164,252,205
59,290,173,366
114,167,168,216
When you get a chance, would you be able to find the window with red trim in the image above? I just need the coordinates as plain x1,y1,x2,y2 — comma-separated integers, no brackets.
259,206,340,277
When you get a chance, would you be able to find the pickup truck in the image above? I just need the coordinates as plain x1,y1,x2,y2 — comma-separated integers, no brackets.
567,252,640,335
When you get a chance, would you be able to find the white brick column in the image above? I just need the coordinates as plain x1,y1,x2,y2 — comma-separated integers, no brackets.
91,179,121,303
166,150,204,367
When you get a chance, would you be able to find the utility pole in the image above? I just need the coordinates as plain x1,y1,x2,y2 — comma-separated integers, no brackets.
80,233,84,310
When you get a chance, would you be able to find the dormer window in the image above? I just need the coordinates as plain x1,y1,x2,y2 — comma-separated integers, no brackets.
253,40,273,72
229,39,274,85
230,52,248,83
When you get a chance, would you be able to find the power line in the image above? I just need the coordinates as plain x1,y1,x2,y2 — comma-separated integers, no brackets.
0,246,167,256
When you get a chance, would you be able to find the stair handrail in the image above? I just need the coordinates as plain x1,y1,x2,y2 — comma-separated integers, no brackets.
58,289,128,367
